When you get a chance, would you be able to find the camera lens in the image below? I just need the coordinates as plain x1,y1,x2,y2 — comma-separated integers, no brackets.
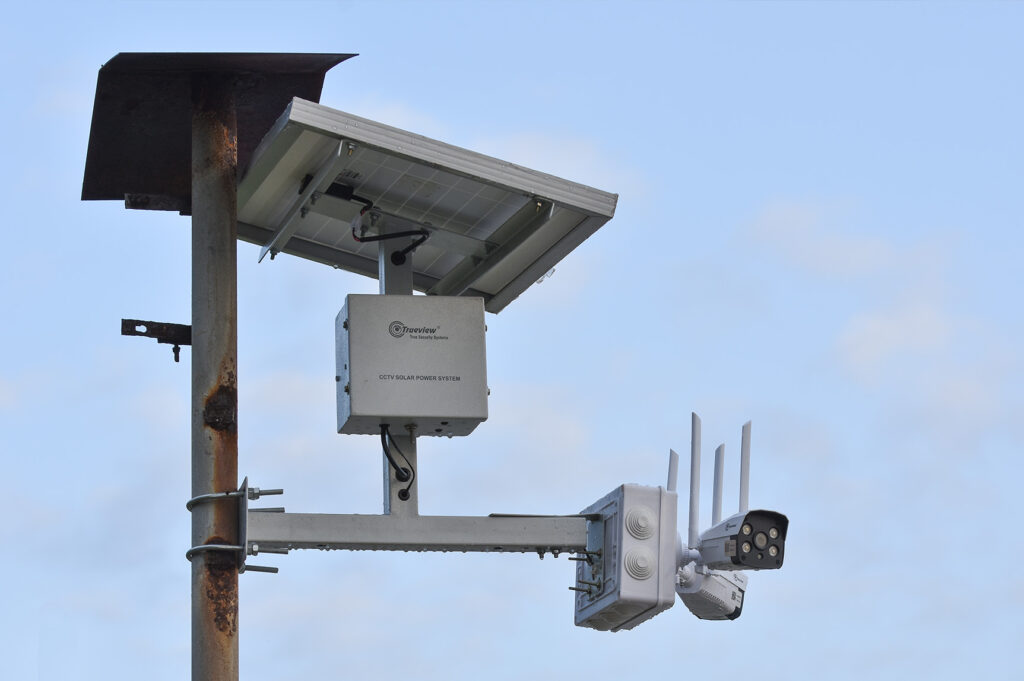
741,523,752,536
754,532,768,550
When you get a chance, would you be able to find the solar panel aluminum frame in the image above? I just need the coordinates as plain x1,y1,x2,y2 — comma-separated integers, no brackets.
237,98,618,313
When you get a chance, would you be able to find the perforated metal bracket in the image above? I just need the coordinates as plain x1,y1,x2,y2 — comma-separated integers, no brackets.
121,318,191,362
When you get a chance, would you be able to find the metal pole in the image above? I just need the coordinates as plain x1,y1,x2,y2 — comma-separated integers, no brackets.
191,72,239,681
378,231,418,516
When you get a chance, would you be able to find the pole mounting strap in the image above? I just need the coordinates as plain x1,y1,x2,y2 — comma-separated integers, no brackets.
186,490,243,511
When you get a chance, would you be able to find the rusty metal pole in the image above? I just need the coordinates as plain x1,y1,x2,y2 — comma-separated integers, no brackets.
191,72,239,681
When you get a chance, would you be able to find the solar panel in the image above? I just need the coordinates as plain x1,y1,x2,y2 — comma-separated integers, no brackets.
238,98,618,313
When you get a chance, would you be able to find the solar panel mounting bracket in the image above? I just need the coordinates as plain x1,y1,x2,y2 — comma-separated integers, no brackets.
258,139,351,262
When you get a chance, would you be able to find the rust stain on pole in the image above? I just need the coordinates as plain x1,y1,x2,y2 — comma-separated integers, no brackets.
203,382,238,432
203,545,239,635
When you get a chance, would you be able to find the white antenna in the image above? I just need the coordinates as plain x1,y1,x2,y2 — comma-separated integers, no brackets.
739,421,751,513
688,412,701,549
712,444,725,525
667,449,679,492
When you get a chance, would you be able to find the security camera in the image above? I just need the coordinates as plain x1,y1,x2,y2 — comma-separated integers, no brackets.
697,509,788,571
674,414,790,621
676,561,747,620
572,413,790,629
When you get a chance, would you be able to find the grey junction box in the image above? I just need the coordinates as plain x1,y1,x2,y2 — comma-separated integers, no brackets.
336,295,488,437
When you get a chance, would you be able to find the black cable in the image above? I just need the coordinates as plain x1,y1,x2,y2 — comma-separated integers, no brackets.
351,207,430,264
380,424,411,482
351,220,429,246
389,231,429,265
385,430,416,501
302,178,426,258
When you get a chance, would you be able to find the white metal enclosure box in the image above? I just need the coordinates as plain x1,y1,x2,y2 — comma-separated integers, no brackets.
575,484,677,632
336,295,487,436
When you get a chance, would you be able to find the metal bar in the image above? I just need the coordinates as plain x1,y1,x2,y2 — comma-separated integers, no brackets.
378,220,419,516
245,513,589,553
121,319,192,346
258,140,347,262
241,565,279,574
191,72,239,681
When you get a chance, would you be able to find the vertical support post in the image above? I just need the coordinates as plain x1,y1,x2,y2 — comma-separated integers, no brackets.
378,229,419,516
191,72,239,681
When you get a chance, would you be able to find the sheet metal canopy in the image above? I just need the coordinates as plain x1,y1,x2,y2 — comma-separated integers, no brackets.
82,52,355,211
238,98,618,313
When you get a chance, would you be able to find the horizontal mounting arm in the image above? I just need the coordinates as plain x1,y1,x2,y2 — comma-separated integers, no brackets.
246,512,589,554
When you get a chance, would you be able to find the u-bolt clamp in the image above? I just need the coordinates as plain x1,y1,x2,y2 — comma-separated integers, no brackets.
183,479,280,574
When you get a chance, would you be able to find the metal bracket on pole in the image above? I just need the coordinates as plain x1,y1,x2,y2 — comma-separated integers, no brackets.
121,318,192,362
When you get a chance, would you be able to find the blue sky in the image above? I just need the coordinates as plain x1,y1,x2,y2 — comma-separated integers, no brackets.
2,1,1022,679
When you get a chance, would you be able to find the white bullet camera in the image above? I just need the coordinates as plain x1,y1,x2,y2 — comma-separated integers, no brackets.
674,414,789,621
698,510,788,571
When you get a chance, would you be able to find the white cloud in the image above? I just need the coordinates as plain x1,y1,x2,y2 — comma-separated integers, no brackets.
749,200,894,278
838,300,952,377
0,377,14,409
130,385,190,429
748,198,1021,456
